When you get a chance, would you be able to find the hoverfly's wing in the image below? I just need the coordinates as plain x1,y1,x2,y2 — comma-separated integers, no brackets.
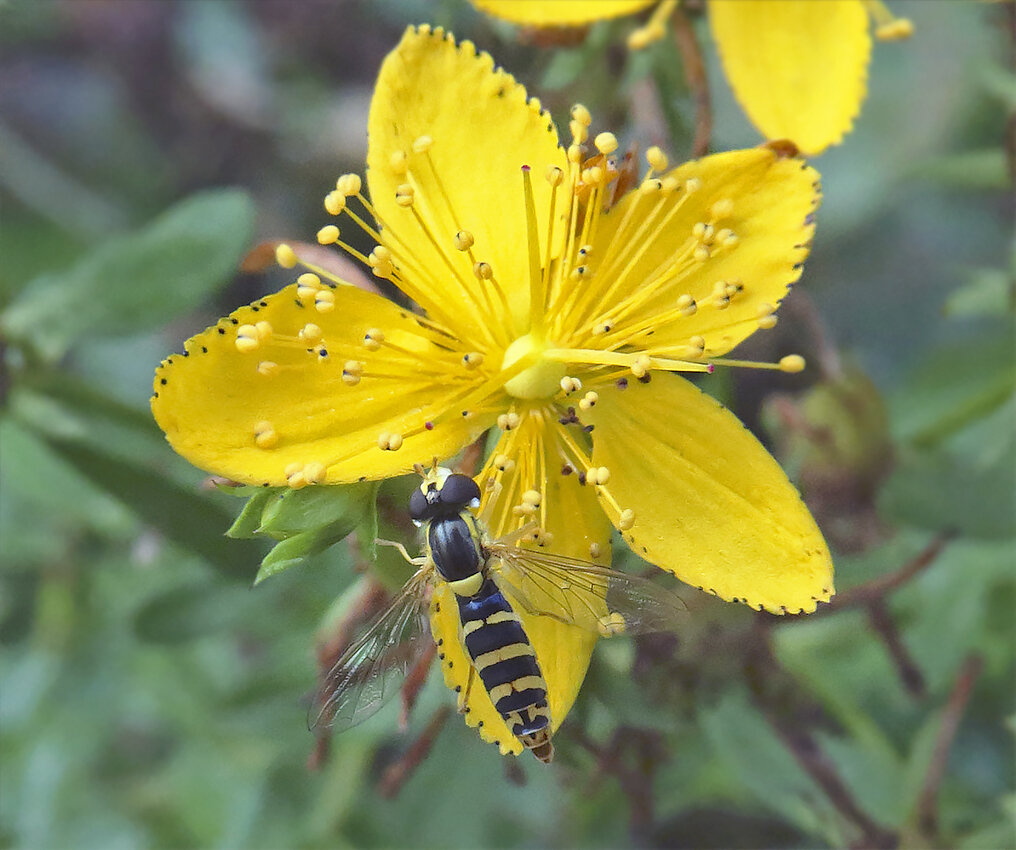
488,543,687,637
310,570,432,733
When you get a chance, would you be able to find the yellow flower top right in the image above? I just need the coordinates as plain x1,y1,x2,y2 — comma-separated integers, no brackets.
471,0,914,156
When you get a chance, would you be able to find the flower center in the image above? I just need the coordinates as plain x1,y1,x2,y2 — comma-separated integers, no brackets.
501,334,566,400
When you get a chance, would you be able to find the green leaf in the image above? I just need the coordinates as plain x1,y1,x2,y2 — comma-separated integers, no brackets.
879,449,1016,539
225,489,275,539
257,482,377,539
253,525,352,586
944,269,1015,319
1,189,254,360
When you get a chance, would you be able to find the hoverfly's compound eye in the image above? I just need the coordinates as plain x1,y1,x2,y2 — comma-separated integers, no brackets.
408,486,431,521
438,473,481,509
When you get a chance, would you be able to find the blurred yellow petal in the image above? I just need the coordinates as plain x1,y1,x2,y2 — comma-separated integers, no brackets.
709,0,872,156
575,147,819,358
429,414,611,754
368,26,568,337
152,283,497,486
585,374,834,614
470,0,655,26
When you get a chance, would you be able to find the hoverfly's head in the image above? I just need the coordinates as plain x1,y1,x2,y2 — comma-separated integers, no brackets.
409,466,481,523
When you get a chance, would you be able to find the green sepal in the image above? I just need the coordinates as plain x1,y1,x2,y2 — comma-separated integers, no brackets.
256,481,377,539
225,489,276,539
254,523,360,586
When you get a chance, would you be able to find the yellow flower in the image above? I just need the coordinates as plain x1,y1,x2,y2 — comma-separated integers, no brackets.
152,25,833,754
471,0,914,156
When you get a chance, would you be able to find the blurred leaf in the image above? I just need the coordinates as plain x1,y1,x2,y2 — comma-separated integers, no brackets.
889,329,1016,447
944,269,1015,319
879,449,1015,539
133,582,259,643
1,189,254,360
911,150,1009,190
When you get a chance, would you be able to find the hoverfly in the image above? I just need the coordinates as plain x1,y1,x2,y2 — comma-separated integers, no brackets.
311,466,686,762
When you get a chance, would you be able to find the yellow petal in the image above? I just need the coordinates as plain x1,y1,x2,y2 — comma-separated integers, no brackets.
470,0,655,26
585,374,834,614
577,147,819,358
367,26,568,339
151,283,497,486
429,414,611,755
709,0,872,156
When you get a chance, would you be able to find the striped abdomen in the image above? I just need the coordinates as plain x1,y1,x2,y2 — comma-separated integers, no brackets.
456,577,554,762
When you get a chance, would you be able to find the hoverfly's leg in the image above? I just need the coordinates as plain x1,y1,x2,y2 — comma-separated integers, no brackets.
376,538,428,567
458,664,476,713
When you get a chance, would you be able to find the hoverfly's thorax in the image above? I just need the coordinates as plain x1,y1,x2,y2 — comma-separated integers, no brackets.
427,512,484,588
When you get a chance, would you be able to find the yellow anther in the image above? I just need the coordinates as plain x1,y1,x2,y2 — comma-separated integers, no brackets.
570,265,591,281
589,542,602,560
253,421,278,450
377,432,404,451
462,352,484,369
627,22,664,50
235,324,260,353
395,184,415,207
521,489,542,507
497,412,522,431
715,228,734,245
694,245,711,263
630,354,652,379
589,466,611,485
336,173,362,196
692,222,713,240
473,261,493,281
275,243,297,268
314,290,335,313
618,509,635,531
299,323,323,343
363,329,384,350
646,146,668,172
253,321,272,342
454,230,475,251
303,462,327,485
711,198,734,219
875,18,913,41
640,178,663,195
372,245,392,263
598,612,627,637
257,360,278,377
513,503,538,517
297,272,321,289
560,376,582,394
594,132,618,155
567,144,583,164
756,302,776,319
545,165,564,187
317,225,340,245
579,390,599,411
677,294,697,316
583,165,605,186
324,190,345,216
412,135,433,154
493,454,515,473
661,175,680,195
592,318,614,335
389,150,408,176
285,463,307,490
684,177,702,193
687,335,706,355
569,120,589,144
570,104,592,127
577,245,593,258
758,314,779,330
779,354,806,374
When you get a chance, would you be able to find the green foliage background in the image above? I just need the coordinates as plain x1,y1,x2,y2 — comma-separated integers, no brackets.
0,1,1012,848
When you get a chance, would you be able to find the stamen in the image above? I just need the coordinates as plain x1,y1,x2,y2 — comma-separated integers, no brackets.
863,0,914,40
324,191,345,216
706,354,806,374
627,0,678,49
275,243,298,268
253,421,278,449
542,347,713,374
521,165,546,341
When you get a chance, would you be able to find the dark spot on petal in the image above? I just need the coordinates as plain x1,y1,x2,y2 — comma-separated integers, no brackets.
160,378,167,385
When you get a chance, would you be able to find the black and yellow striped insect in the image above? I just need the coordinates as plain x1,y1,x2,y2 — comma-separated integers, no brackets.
312,467,685,762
